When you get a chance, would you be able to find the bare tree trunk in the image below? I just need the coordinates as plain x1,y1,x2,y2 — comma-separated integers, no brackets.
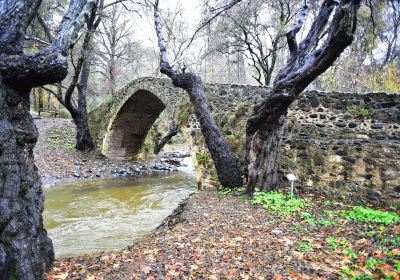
168,74,243,188
245,93,293,192
154,124,179,154
75,47,95,151
0,86,53,279
153,0,243,188
246,114,287,191
46,1,103,151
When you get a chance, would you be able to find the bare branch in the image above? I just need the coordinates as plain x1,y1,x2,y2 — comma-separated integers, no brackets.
154,0,178,77
286,0,308,56
0,0,97,89
298,0,338,56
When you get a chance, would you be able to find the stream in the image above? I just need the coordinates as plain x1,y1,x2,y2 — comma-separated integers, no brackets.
43,158,196,258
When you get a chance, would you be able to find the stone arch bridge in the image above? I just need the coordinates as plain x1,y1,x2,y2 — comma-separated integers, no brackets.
89,76,400,205
89,76,264,159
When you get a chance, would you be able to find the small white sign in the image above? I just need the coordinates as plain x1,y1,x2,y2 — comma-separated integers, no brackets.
287,173,296,181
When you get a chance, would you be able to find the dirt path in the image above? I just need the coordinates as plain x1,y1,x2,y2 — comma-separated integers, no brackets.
45,191,399,280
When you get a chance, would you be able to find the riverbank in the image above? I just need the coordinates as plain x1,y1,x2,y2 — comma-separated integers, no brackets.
45,191,399,279
34,116,188,187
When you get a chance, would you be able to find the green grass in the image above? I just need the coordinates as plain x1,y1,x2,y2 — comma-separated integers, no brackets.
326,236,349,251
301,212,317,226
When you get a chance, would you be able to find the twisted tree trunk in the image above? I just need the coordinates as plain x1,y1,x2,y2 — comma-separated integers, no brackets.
245,0,362,193
0,0,95,278
246,112,288,191
0,85,54,279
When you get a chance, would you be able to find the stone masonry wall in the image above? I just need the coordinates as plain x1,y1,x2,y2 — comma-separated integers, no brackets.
89,77,400,206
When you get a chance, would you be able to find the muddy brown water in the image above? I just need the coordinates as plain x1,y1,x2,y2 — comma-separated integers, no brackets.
44,163,196,257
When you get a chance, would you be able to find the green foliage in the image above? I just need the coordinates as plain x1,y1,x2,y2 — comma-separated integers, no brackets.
343,206,400,225
301,212,317,226
359,108,370,117
319,220,335,227
347,104,358,113
344,247,358,259
195,151,210,167
219,187,245,195
298,242,313,252
225,134,236,142
347,105,371,118
211,112,218,121
251,191,310,215
326,236,349,251
365,258,384,271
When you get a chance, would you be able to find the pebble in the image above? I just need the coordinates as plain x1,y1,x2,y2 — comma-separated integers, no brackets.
371,123,384,129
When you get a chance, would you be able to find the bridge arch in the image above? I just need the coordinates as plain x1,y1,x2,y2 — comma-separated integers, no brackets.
102,89,166,159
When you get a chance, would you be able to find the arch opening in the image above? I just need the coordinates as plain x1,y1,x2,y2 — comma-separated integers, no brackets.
102,90,166,159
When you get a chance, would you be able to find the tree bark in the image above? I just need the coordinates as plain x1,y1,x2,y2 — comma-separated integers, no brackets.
167,73,243,188
246,114,287,192
0,84,54,280
154,124,179,154
245,92,293,192
75,46,95,151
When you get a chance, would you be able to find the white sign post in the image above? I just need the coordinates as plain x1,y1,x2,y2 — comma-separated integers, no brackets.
286,173,297,198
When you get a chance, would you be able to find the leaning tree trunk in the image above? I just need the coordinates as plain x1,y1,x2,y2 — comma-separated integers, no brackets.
175,74,243,188
153,0,243,188
0,84,53,279
75,51,95,151
154,124,179,154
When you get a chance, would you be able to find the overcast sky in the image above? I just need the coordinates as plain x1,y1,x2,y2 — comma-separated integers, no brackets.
132,0,203,48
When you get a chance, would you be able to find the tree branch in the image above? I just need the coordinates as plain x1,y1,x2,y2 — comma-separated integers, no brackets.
0,0,97,90
286,0,308,56
298,0,337,56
